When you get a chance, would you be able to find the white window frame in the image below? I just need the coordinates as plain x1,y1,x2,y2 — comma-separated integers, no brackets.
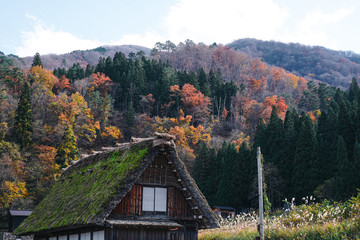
142,186,167,212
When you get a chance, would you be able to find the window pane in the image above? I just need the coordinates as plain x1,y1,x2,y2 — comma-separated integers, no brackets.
93,231,104,240
59,236,67,240
155,187,167,212
69,235,78,240
142,187,154,211
80,232,90,240
49,237,57,240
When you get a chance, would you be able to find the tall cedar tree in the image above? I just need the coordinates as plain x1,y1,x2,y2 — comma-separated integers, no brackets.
281,109,298,197
124,102,135,140
193,142,210,197
353,141,360,192
204,147,218,207
291,114,319,202
14,82,33,150
317,108,337,180
264,106,284,164
334,136,352,200
198,68,210,96
31,52,43,67
55,126,78,168
215,142,233,206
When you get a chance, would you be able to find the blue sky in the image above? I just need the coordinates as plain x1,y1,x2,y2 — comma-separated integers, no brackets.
1,0,359,57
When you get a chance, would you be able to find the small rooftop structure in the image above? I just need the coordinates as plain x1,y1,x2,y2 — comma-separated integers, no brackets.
8,210,32,232
212,206,236,219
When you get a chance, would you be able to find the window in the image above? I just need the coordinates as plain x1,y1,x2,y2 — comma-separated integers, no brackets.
93,231,104,240
49,237,57,240
58,236,67,240
80,232,91,240
69,234,78,240
142,187,167,212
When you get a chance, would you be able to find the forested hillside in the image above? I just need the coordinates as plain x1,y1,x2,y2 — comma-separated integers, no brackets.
6,45,150,71
228,38,360,89
1,40,360,225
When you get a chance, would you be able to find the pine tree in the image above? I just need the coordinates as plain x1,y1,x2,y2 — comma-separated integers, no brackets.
334,136,352,200
353,141,360,192
194,142,210,196
317,109,337,180
198,68,210,96
55,126,78,168
235,142,255,208
265,106,284,164
253,118,267,149
124,102,135,140
31,52,43,67
205,147,218,207
14,82,33,149
281,109,298,196
215,142,233,206
85,64,93,77
348,78,359,103
337,99,355,159
292,114,319,202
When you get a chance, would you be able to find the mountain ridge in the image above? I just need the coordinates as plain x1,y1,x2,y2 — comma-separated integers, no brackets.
7,45,151,70
227,38,360,88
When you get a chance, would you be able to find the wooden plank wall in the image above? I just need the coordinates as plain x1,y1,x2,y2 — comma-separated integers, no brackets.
110,185,142,217
107,228,190,240
167,187,193,219
110,154,194,219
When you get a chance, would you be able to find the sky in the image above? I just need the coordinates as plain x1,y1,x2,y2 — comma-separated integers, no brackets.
1,0,359,57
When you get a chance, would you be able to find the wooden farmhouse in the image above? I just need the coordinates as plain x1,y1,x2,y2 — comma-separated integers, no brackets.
14,133,219,240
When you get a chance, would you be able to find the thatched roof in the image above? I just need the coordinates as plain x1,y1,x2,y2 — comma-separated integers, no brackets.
15,134,219,236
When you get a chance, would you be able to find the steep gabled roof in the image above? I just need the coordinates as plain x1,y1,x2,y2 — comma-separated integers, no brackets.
15,134,219,236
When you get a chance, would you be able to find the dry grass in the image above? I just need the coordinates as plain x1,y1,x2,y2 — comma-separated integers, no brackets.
199,194,360,240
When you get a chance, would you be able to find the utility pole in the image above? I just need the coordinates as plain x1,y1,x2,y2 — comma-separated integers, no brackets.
257,147,264,240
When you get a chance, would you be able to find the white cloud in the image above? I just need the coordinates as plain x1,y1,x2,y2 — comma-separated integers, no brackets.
299,7,354,30
16,15,102,57
111,31,164,49
109,0,290,48
161,0,289,44
279,6,355,49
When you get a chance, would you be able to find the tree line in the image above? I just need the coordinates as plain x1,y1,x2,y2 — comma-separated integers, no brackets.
194,78,360,211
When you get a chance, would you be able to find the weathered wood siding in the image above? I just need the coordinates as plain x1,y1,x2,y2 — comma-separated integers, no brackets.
167,187,193,219
109,155,194,219
110,185,142,217
136,154,181,187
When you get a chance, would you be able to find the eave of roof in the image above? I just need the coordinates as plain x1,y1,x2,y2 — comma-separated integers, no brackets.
106,219,184,229
9,210,33,216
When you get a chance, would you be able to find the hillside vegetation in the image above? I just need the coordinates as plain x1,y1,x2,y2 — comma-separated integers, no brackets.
1,40,360,232
8,45,150,70
228,38,360,89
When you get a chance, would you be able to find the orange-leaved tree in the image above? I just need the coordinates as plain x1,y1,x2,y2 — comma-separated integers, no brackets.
170,84,211,124
261,95,288,121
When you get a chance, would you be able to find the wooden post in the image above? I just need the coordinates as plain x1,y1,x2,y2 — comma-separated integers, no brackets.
257,147,264,240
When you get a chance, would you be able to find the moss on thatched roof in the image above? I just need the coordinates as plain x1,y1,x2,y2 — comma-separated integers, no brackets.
15,140,151,235
15,135,219,235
